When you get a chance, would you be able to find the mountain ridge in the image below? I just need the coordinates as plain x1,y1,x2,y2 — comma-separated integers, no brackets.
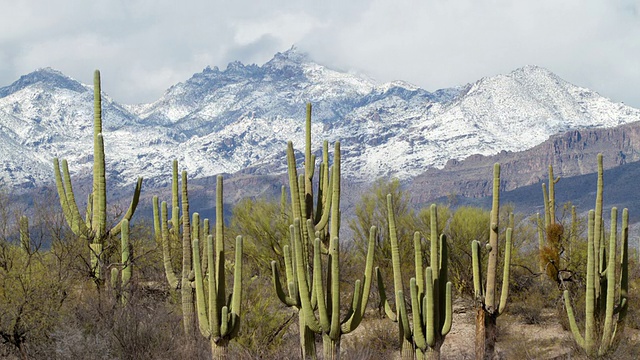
1,48,639,196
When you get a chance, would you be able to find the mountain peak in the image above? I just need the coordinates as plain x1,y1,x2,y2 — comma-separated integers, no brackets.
0,67,86,98
264,46,311,70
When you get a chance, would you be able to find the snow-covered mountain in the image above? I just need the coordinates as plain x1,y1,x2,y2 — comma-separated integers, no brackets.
1,47,639,191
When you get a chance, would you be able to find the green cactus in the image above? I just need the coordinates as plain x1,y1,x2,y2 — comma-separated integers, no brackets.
191,175,243,360
563,154,629,357
53,70,143,281
378,200,453,360
471,163,512,360
152,161,204,337
271,103,337,359
273,135,375,360
110,219,132,305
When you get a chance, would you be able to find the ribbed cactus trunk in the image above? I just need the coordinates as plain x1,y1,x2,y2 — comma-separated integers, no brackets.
472,163,512,360
192,175,244,359
53,70,142,285
379,200,452,360
152,162,197,338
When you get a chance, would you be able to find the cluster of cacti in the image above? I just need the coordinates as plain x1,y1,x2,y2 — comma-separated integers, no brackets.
471,163,513,360
378,200,452,360
271,103,375,360
52,70,143,282
152,160,204,337
563,154,629,357
47,73,633,359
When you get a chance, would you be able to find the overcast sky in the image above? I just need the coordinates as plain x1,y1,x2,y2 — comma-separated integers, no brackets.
1,0,639,107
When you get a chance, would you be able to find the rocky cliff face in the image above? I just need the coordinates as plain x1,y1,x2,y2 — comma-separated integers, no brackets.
408,120,640,204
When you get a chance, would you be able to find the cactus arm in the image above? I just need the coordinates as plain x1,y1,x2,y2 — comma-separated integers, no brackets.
611,208,629,344
387,194,405,323
192,234,211,338
441,282,453,336
397,290,412,341
340,279,362,334
54,158,90,236
313,238,330,331
120,219,131,305
341,225,376,333
228,235,243,338
215,176,226,315
376,267,397,321
304,103,314,221
329,237,341,340
110,177,143,236
498,227,512,315
429,204,440,330
424,272,436,347
599,208,618,355
471,240,483,300
414,231,424,300
410,277,427,351
159,201,179,289
563,290,586,349
293,219,321,334
439,233,449,329
271,260,298,307
542,183,551,228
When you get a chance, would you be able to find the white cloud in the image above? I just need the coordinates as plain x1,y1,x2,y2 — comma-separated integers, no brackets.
0,0,639,107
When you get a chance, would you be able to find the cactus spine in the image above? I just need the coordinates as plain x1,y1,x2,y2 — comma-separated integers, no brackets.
471,163,512,360
192,175,243,360
563,154,629,357
53,70,143,281
378,200,452,360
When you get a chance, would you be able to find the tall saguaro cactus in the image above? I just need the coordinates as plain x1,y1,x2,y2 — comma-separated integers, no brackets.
563,154,629,357
378,200,453,360
273,133,375,360
53,70,143,281
192,175,243,360
152,161,199,337
271,103,337,359
471,163,513,360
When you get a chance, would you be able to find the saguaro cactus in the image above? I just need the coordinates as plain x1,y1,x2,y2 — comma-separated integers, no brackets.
273,138,375,360
53,70,143,281
271,103,335,359
378,200,453,360
191,175,243,360
563,154,629,357
471,163,512,360
152,161,200,337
